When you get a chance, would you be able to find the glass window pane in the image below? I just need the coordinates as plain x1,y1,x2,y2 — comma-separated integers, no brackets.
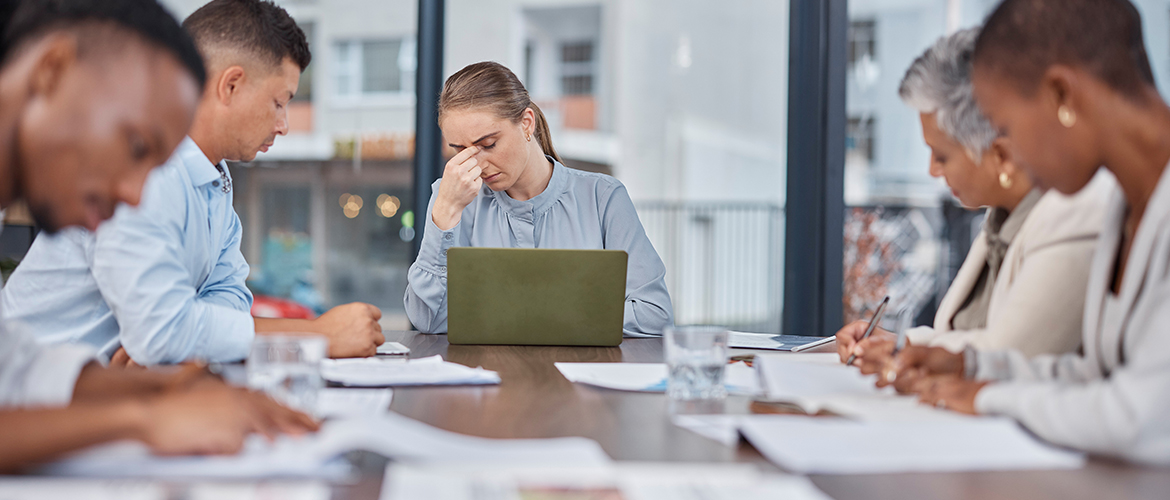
448,1,789,332
185,0,420,328
363,40,403,93
845,1,1170,326
843,0,997,326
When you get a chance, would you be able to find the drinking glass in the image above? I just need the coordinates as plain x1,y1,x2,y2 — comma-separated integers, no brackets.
246,334,328,414
665,326,729,401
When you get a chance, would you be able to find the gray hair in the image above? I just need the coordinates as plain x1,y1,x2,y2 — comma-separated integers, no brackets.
899,28,998,160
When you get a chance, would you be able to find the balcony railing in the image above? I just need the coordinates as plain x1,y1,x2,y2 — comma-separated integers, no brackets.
636,202,785,332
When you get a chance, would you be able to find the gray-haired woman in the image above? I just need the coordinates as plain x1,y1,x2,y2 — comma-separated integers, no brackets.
836,28,1111,379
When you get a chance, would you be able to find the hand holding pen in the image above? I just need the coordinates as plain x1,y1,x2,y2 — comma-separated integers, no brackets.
836,297,896,373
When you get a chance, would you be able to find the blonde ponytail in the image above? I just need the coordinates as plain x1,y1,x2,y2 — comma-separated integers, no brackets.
439,61,561,164
527,102,562,164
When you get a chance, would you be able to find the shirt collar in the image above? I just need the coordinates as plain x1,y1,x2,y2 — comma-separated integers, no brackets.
985,188,1042,244
489,156,569,220
176,136,227,187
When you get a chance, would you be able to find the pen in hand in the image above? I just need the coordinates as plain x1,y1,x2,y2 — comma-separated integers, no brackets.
845,296,890,366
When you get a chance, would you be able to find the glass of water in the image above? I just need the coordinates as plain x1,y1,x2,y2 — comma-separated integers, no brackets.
246,334,328,415
665,326,729,402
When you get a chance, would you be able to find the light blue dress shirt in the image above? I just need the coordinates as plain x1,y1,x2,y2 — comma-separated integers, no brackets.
0,221,95,408
0,137,254,364
405,159,674,336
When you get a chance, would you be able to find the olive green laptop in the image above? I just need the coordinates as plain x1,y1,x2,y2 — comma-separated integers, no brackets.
446,248,628,346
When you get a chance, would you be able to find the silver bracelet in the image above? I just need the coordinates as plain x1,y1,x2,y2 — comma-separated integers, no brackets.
963,347,979,380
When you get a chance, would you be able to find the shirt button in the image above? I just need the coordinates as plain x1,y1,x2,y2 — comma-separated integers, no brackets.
437,265,446,273
441,249,448,257
444,233,453,241
212,181,220,187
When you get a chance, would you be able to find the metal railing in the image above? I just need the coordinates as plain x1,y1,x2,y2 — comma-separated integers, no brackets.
636,202,785,332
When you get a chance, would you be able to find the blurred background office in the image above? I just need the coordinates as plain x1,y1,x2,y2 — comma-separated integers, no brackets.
7,0,1165,333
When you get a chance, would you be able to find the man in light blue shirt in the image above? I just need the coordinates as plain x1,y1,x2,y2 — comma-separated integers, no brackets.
1,0,384,365
4,138,255,363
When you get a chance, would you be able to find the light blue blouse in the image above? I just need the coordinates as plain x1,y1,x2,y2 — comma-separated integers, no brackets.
404,159,674,336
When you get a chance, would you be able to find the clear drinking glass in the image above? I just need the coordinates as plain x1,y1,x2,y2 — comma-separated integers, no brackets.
246,334,328,414
665,326,729,401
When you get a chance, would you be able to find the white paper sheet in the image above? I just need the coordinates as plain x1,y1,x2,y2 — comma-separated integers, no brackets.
0,479,331,500
778,352,844,365
757,353,885,402
670,414,747,446
554,362,759,395
321,355,500,387
754,354,978,419
316,388,393,418
740,415,1085,474
0,479,164,500
186,481,330,500
381,462,833,500
40,412,609,478
375,341,411,356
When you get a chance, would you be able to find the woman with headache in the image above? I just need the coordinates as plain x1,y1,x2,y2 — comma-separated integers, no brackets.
404,61,673,336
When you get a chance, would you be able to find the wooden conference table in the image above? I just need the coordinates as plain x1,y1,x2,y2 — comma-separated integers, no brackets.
335,331,1169,500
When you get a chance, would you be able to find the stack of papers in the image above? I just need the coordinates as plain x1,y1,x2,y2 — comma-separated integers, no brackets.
754,354,992,421
740,415,1085,474
554,362,760,395
0,479,330,500
321,355,500,387
381,462,833,500
41,412,609,478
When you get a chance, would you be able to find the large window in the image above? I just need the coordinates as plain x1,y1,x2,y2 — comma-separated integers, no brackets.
447,1,790,332
153,0,1170,333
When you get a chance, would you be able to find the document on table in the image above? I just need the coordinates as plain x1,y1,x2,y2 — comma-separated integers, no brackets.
729,332,836,351
381,462,833,500
40,412,610,478
321,355,500,387
316,388,393,419
554,362,760,396
0,479,330,500
671,414,748,446
740,415,1085,474
755,353,979,419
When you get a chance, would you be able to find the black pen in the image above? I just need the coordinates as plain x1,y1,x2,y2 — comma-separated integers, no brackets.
845,296,889,366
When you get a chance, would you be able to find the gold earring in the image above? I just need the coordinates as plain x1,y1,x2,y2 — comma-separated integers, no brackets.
526,134,532,142
1058,105,1077,128
999,172,1014,189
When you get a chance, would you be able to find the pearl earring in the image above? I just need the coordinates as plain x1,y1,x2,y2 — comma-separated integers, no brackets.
999,172,1013,189
1058,105,1077,128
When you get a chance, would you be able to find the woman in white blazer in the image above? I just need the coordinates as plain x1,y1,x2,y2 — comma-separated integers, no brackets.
890,0,1170,465
837,28,1109,375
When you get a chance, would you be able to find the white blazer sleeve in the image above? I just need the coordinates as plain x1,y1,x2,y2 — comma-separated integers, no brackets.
974,281,1170,464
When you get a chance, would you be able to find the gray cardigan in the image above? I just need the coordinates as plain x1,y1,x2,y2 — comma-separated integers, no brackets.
404,159,674,336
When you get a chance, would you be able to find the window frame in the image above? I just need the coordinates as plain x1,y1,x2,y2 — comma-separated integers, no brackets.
413,0,848,335
332,37,418,107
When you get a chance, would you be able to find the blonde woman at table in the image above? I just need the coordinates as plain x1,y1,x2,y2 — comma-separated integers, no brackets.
888,0,1170,465
404,62,674,335
837,28,1111,376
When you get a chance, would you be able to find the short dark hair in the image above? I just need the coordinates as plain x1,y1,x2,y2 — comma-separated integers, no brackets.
182,0,310,72
974,0,1155,100
1,0,206,85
